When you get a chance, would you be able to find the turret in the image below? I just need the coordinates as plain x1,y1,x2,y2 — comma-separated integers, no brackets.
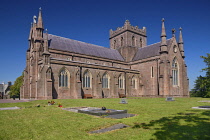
160,18,168,54
28,23,33,41
36,8,44,39
42,29,51,65
43,29,49,53
178,27,185,58
37,8,44,29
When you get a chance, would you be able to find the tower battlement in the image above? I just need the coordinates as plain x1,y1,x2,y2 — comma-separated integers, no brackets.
110,20,146,39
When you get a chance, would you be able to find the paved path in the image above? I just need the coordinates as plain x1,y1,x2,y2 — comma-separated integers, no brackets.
0,99,34,103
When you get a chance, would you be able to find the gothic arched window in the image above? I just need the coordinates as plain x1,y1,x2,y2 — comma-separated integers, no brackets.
121,37,124,46
59,68,69,87
114,40,116,49
172,58,179,86
102,73,109,88
140,38,142,48
118,74,125,89
132,76,137,89
132,36,135,46
83,70,91,88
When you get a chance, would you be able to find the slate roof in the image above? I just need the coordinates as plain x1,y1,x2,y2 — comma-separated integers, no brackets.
46,33,172,62
132,39,172,61
46,34,124,61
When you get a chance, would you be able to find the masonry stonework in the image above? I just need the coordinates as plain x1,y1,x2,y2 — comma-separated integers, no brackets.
20,9,189,99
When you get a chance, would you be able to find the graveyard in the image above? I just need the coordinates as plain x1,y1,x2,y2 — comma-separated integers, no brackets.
0,97,210,140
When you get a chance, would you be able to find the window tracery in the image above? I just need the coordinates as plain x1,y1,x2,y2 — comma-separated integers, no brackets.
59,68,69,87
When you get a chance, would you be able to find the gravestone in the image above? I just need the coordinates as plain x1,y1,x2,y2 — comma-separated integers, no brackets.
120,98,128,104
89,123,129,134
166,97,175,101
0,106,21,110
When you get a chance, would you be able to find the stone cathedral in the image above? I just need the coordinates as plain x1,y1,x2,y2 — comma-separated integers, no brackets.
20,9,189,99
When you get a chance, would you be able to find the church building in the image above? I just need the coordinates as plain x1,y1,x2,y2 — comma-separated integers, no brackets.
20,9,189,99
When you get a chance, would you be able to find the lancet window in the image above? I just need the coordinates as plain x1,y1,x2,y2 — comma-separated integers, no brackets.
140,38,142,48
83,70,91,88
102,73,109,88
59,69,69,87
132,76,137,89
172,58,179,86
118,74,125,89
132,36,135,46
121,37,124,46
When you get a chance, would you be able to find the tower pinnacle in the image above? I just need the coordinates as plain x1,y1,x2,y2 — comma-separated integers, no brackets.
33,15,37,24
178,27,185,58
179,27,183,43
161,18,166,38
37,7,44,29
43,29,49,54
172,28,176,37
160,18,168,54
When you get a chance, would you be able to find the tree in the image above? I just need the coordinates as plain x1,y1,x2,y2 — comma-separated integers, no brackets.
9,73,24,97
191,53,210,98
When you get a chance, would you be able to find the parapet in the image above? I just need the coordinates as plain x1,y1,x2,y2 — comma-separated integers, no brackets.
110,20,146,38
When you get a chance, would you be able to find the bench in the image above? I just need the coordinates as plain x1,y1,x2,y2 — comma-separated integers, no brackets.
83,94,93,99
119,94,126,98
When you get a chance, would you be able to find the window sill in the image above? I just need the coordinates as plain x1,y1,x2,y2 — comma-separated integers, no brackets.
83,88,92,90
58,87,69,89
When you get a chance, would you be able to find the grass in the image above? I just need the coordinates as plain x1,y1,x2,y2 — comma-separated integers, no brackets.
0,97,210,140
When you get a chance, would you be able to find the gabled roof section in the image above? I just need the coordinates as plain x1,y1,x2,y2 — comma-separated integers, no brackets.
132,39,172,61
46,34,124,61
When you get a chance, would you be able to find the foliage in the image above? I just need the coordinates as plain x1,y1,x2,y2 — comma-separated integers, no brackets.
9,73,24,97
0,98,210,140
48,101,55,105
191,53,210,97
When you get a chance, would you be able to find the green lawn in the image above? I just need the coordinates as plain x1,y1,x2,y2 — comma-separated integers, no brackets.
0,97,210,140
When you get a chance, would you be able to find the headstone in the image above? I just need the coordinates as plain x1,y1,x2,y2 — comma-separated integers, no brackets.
89,123,129,134
166,97,175,101
120,98,128,104
0,106,21,110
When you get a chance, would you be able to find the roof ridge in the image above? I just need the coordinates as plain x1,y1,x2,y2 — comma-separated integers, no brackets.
47,33,116,51
146,38,172,47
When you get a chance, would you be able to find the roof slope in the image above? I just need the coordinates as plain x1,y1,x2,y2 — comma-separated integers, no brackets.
46,34,124,61
132,39,172,61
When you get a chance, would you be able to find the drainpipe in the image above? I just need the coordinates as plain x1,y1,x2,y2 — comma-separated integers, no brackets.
157,59,160,96
125,72,126,96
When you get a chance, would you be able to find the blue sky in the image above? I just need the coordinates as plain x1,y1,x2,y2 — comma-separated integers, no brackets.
0,0,210,90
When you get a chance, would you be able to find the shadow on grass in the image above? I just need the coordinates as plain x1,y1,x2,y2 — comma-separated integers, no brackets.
133,110,210,140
